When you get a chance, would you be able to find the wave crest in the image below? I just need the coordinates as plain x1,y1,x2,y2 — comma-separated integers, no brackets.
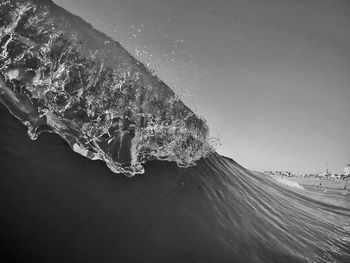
0,0,215,176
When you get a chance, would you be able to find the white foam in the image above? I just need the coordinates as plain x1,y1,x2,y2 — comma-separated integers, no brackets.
274,177,304,189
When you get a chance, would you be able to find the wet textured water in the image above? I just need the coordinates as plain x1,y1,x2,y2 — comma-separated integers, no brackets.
0,0,213,176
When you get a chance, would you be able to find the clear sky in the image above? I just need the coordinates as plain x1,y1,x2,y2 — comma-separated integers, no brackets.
54,0,350,174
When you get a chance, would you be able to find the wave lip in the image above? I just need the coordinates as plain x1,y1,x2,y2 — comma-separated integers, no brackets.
0,0,214,175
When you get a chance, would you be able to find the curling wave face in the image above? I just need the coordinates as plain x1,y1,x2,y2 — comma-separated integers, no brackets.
0,110,350,262
0,0,214,175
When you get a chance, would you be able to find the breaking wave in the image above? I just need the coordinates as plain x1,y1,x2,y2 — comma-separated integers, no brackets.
0,0,214,176
1,2,350,262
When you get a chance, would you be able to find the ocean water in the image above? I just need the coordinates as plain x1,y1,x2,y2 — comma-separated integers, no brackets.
1,1,350,262
1,104,350,263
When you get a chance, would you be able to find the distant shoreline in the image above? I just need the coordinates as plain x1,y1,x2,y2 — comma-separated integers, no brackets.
266,173,350,196
289,177,348,190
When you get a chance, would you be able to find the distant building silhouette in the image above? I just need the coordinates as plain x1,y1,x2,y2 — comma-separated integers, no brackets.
344,164,350,176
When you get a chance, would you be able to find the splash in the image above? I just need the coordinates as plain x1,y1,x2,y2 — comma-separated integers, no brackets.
0,0,215,176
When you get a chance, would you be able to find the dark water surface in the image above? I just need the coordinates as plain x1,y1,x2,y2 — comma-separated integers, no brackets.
1,104,350,263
